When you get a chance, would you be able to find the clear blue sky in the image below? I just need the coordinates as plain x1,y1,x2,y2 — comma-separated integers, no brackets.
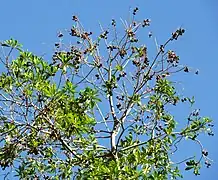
0,1,217,179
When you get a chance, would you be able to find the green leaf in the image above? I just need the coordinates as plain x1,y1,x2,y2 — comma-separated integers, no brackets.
185,166,194,171
115,64,123,71
1,38,23,51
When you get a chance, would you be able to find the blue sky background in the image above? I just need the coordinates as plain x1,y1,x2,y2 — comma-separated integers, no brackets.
0,1,217,179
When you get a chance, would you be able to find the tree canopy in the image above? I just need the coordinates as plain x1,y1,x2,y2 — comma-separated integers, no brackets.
0,8,213,179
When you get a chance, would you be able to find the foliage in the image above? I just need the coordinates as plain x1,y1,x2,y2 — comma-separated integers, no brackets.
0,7,213,179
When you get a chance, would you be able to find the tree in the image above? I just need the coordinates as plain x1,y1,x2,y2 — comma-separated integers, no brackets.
0,8,213,179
